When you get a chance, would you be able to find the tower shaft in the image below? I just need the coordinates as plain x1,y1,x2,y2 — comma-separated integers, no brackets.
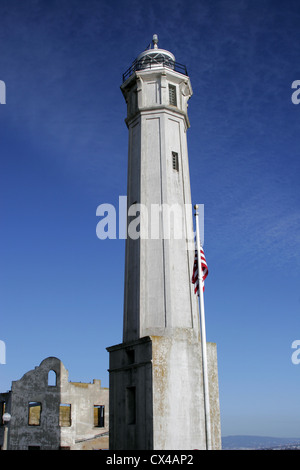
122,66,198,342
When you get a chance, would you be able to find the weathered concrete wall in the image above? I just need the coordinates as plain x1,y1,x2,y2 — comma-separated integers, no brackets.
60,377,109,450
207,342,222,450
108,335,222,450
152,334,222,450
107,337,153,450
9,357,61,450
151,333,206,450
6,357,108,450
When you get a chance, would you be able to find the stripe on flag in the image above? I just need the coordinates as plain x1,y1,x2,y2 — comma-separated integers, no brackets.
192,247,208,295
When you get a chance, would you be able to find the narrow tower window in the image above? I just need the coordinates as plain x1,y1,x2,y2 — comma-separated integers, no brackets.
126,386,136,425
169,84,177,106
126,348,135,364
172,152,179,171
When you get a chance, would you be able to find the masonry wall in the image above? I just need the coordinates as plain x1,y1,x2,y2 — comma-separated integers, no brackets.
108,335,222,450
6,357,108,450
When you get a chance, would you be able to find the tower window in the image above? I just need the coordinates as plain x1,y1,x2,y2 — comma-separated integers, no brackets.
126,386,136,425
126,348,135,364
169,85,177,106
172,152,179,171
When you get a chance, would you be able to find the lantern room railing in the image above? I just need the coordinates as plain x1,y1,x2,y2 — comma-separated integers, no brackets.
122,56,188,82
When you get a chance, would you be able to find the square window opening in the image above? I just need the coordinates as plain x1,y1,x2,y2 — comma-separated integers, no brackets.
59,404,71,427
28,402,42,426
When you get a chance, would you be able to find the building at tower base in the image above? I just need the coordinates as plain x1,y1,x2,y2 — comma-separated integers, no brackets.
107,335,221,450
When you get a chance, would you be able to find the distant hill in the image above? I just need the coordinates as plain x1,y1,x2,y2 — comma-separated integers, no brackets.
222,435,300,450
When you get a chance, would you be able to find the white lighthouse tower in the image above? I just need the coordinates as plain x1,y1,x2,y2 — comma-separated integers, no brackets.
107,35,221,450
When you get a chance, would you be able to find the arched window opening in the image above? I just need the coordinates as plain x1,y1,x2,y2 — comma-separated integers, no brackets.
48,370,57,386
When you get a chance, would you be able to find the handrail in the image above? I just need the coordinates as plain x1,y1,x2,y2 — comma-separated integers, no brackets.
122,57,188,82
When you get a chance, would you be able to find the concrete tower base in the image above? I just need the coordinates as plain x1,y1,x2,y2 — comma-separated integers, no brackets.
107,333,221,450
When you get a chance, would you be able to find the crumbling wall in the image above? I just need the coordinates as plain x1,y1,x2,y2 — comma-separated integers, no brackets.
6,357,109,450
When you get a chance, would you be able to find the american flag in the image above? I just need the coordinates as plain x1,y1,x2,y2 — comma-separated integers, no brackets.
192,247,208,295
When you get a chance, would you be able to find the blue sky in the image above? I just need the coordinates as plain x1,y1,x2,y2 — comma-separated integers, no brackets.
1,0,300,439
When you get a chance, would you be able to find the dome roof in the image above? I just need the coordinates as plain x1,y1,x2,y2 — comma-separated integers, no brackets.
135,35,175,71
122,35,188,82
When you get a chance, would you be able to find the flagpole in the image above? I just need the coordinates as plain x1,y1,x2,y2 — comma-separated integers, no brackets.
194,204,212,450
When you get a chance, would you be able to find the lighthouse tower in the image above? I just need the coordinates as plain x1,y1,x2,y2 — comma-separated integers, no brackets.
107,36,221,450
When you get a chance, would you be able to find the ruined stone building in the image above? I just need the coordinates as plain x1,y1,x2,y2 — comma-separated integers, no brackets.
0,357,109,450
